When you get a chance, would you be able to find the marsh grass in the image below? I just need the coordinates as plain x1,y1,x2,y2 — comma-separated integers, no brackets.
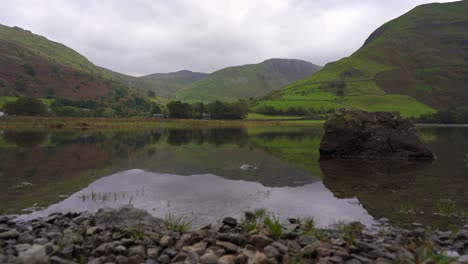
330,220,363,247
263,213,283,239
164,212,192,232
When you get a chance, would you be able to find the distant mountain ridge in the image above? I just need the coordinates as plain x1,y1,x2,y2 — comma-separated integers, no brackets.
256,0,468,117
175,58,321,102
103,68,208,98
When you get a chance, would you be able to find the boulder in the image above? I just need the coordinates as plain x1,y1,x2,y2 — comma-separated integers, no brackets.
94,206,164,228
319,109,434,159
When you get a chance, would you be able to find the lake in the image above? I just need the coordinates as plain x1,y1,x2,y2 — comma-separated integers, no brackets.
0,126,467,228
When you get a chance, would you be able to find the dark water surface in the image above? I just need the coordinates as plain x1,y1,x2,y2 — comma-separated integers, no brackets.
0,126,466,228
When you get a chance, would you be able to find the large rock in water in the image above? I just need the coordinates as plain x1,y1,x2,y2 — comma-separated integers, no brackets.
319,109,434,159
94,206,164,228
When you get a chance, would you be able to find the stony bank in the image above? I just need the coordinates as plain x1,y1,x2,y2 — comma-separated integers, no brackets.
1,207,468,264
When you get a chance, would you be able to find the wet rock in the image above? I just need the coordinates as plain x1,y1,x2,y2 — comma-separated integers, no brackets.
94,206,164,228
319,109,434,159
222,217,237,227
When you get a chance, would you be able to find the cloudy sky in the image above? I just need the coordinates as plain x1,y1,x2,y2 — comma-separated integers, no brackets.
0,0,457,76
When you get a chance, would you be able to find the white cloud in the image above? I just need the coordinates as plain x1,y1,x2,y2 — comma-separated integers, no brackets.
0,0,457,76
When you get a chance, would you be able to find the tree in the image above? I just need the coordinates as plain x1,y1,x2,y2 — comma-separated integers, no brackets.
147,90,156,97
45,87,56,99
2,97,48,116
166,101,192,118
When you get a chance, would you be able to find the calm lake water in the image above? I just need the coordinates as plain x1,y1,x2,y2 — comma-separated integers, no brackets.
0,126,467,228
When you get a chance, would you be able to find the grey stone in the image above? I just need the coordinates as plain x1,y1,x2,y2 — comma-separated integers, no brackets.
218,254,236,264
183,241,207,255
128,254,145,264
0,229,20,239
49,256,71,264
147,247,160,259
15,243,32,252
217,233,246,245
17,244,49,264
157,254,171,264
200,252,218,264
216,241,238,253
264,245,280,258
86,226,101,236
116,255,129,264
128,245,147,257
160,234,174,247
33,238,49,245
222,217,237,227
249,235,273,248
271,241,288,253
94,206,163,228
458,255,468,262
114,245,127,254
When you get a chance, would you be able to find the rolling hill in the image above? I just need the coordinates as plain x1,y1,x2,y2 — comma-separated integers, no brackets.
0,24,117,100
103,68,208,98
174,58,321,102
255,0,468,117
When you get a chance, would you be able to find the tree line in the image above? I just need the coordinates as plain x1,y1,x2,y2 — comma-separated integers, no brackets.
414,107,468,124
165,100,248,119
2,97,249,120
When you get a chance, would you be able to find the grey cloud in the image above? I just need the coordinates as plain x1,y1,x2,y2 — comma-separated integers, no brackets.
0,0,456,76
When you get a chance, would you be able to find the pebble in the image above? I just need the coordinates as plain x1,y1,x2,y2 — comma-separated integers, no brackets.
1,208,467,264
200,252,218,264
249,235,273,248
222,217,237,227
17,244,48,263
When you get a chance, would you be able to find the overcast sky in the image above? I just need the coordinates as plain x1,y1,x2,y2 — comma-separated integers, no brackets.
0,0,457,76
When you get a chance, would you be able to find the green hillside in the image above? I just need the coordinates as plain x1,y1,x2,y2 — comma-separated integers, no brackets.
0,24,109,78
103,68,208,98
175,58,321,102
0,24,116,100
256,1,468,117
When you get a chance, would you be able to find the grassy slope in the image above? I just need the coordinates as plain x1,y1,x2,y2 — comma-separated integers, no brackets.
102,68,208,98
175,59,321,102
0,24,109,78
257,1,468,117
0,24,114,100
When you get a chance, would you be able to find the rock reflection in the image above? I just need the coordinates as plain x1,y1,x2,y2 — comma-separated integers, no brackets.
321,158,467,228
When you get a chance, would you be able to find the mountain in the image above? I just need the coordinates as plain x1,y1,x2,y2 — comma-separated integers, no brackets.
103,68,208,98
0,24,116,100
174,58,321,102
256,1,468,117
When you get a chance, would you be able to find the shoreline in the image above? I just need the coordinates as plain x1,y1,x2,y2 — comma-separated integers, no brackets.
0,116,324,130
1,207,467,263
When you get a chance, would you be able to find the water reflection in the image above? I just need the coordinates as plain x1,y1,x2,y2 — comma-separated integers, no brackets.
3,131,48,147
1,126,467,228
17,169,374,227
